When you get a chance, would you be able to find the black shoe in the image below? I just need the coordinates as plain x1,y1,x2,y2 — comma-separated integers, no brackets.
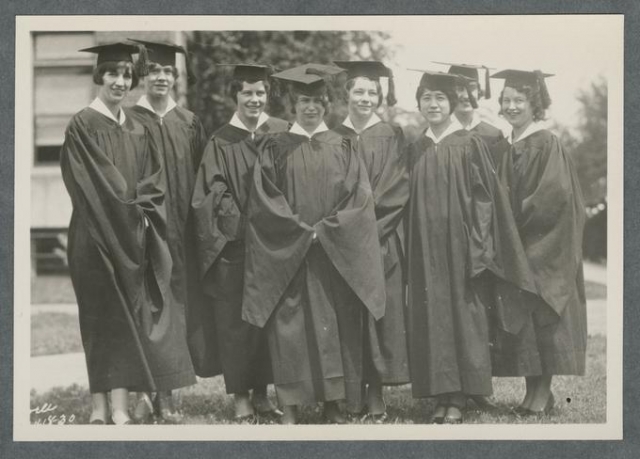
469,395,499,412
323,402,347,424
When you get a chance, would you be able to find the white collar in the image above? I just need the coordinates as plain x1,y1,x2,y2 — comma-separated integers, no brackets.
136,95,177,117
342,113,382,133
508,121,546,144
453,112,481,131
89,97,126,125
229,112,270,133
425,117,463,144
289,121,329,138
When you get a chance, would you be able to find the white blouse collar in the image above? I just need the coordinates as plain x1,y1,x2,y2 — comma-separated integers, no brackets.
89,97,126,125
342,113,382,133
135,95,177,117
425,117,463,144
229,112,270,133
289,121,329,138
508,121,546,144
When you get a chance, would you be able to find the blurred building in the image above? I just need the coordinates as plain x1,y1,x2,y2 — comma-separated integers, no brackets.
31,31,188,275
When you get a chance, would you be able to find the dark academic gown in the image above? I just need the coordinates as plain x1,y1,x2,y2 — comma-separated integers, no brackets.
490,129,587,376
126,103,207,389
471,120,505,151
60,107,176,393
242,130,386,408
191,117,289,392
334,121,410,385
406,128,537,398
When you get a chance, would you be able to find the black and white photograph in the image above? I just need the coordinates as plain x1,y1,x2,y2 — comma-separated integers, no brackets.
12,15,622,441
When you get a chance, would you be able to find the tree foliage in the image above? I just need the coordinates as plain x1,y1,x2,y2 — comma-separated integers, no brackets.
569,77,608,205
186,31,394,135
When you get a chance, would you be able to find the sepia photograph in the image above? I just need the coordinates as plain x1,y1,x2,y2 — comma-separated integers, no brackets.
12,14,622,442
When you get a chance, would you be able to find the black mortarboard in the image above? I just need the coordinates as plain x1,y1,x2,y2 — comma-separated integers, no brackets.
271,63,345,93
216,64,273,83
434,61,494,99
492,69,554,109
128,38,197,85
79,42,139,66
334,60,397,106
411,69,478,108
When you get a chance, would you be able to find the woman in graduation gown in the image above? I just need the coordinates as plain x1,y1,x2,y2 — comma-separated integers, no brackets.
190,64,289,421
333,61,409,420
438,62,505,150
241,64,386,424
489,69,587,415
405,71,536,423
59,43,173,424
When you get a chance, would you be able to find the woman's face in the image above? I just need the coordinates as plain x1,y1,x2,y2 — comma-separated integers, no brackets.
501,86,534,130
146,62,176,98
347,77,380,119
418,88,451,127
454,82,478,116
236,81,268,122
294,93,326,132
98,62,133,107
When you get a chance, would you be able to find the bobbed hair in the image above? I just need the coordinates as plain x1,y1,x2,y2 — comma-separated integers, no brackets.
92,61,139,90
289,84,332,114
415,84,458,113
228,78,271,104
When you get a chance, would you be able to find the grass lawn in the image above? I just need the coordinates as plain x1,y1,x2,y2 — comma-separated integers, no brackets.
31,312,82,356
29,335,606,425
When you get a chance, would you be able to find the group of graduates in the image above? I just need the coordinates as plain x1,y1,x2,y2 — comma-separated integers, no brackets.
59,38,587,426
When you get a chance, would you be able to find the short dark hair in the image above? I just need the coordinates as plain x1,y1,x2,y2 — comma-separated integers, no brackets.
498,83,548,122
289,85,331,114
344,77,384,108
415,84,458,112
146,62,179,80
93,61,139,90
228,79,271,104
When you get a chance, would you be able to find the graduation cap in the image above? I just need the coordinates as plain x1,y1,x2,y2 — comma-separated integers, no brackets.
79,42,140,66
127,38,197,85
333,60,397,106
216,64,273,83
271,63,345,93
410,69,478,109
492,69,554,109
434,61,494,99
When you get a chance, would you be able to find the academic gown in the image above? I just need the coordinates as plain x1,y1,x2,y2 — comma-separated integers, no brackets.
490,129,587,376
472,120,505,152
126,104,207,388
333,122,410,385
406,129,537,398
190,117,289,391
242,130,386,408
60,107,176,393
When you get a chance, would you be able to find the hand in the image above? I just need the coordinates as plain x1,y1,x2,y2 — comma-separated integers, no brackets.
144,216,150,228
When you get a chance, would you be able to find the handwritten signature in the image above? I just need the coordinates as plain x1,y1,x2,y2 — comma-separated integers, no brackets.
31,403,76,425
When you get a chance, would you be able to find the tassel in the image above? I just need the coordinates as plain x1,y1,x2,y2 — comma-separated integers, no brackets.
483,66,492,99
386,70,397,107
180,47,197,86
534,70,552,109
135,44,149,77
467,86,479,109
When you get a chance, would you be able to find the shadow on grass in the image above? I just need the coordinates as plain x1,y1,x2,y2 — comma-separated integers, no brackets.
29,336,606,425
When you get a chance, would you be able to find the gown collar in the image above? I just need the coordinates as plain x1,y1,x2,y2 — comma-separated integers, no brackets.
452,112,481,131
89,97,126,125
135,95,177,117
425,117,463,144
229,112,270,133
289,121,329,138
342,113,382,133
508,121,546,144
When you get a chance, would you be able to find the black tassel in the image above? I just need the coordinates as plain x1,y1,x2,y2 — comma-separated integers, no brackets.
467,86,479,109
483,66,492,99
135,44,149,77
386,70,397,107
534,70,552,109
182,48,197,86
